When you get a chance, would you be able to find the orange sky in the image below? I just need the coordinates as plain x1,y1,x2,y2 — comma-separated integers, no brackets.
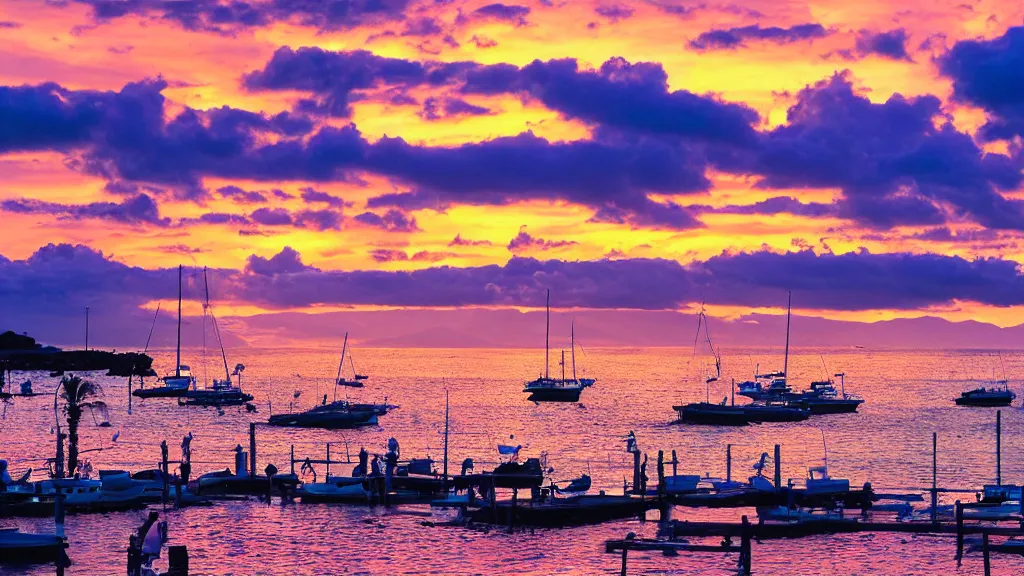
2,0,1023,326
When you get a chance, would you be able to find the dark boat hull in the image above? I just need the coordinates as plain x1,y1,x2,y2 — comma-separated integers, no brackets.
955,396,1014,407
266,410,377,429
525,388,582,402
743,405,810,422
133,387,188,398
674,404,749,426
802,399,864,414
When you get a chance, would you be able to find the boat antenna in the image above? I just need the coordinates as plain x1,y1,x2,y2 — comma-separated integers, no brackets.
544,289,550,380
783,291,792,382
175,265,182,378
821,428,828,473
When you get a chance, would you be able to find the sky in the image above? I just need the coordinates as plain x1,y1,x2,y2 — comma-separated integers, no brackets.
1,0,1024,348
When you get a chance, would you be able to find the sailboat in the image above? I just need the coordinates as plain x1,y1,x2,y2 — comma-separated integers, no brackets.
178,268,253,408
133,265,195,398
523,290,585,402
335,333,368,388
736,293,794,401
673,303,808,425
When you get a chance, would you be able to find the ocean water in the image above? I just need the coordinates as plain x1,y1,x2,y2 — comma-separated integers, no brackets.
3,346,1024,575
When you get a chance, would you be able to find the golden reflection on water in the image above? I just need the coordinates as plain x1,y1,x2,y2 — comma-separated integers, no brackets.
4,346,1024,575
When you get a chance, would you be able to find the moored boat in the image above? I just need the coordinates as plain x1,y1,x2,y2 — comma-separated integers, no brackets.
267,400,378,429
955,382,1015,407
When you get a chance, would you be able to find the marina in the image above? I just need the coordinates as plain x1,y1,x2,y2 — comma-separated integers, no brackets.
3,345,1024,575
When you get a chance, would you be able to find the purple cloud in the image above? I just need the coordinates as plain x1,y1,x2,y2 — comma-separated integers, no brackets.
855,29,913,61
420,97,492,120
470,4,530,25
940,26,1024,141
1,194,170,226
300,187,349,208
354,209,420,232
507,226,578,252
689,23,830,50
217,185,268,204
594,5,635,22
449,234,493,247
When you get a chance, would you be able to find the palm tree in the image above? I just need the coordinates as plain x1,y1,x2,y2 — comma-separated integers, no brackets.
57,374,105,478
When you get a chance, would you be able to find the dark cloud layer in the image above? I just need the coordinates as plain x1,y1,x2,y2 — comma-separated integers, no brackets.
854,29,913,61
5,244,1024,314
71,0,412,33
940,26,1024,141
689,23,829,51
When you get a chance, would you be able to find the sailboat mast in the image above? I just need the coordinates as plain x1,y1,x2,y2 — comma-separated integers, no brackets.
175,265,182,378
336,333,349,384
783,291,792,381
442,389,449,495
571,321,577,382
561,350,565,382
205,268,231,383
544,289,550,380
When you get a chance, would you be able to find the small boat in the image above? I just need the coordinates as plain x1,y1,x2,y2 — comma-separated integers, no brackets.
756,506,852,523
267,401,378,429
335,333,367,387
0,528,66,564
784,373,864,414
804,465,850,495
661,474,702,495
737,293,795,401
299,477,371,503
523,291,587,403
955,382,1015,406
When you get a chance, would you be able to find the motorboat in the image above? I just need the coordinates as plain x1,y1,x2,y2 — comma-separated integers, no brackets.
756,506,852,523
804,466,850,495
299,477,371,503
737,372,792,401
267,400,378,429
784,373,864,414
955,382,1016,407
0,528,66,564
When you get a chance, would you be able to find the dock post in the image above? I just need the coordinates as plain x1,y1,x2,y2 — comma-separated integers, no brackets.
290,445,295,476
167,545,189,576
726,444,732,484
657,451,665,500
326,443,331,480
955,500,964,559
740,515,752,575
620,548,628,576
996,410,1001,486
632,450,641,495
508,488,518,533
249,423,256,480
671,450,678,477
931,432,938,524
982,532,991,576
773,444,781,490
161,440,169,509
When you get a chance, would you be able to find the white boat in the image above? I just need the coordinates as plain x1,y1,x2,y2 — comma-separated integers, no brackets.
663,475,702,494
9,477,145,507
300,478,371,502
757,506,851,523
805,466,850,495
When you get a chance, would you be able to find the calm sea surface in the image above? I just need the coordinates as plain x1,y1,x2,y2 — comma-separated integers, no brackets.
3,346,1024,575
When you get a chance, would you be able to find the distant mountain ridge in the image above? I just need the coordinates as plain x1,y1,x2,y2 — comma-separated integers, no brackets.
8,308,1023,350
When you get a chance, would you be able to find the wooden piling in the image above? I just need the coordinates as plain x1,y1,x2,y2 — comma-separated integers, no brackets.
671,450,678,477
996,410,1001,486
773,445,781,490
326,443,331,479
632,450,641,495
657,451,665,500
249,423,256,480
740,515,752,576
955,500,964,559
982,532,991,576
931,432,938,524
290,445,295,476
620,549,628,576
508,488,518,533
726,444,732,484
161,441,169,509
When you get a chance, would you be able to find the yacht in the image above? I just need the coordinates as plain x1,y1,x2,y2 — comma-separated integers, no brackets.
523,290,585,402
955,381,1016,407
133,265,196,399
